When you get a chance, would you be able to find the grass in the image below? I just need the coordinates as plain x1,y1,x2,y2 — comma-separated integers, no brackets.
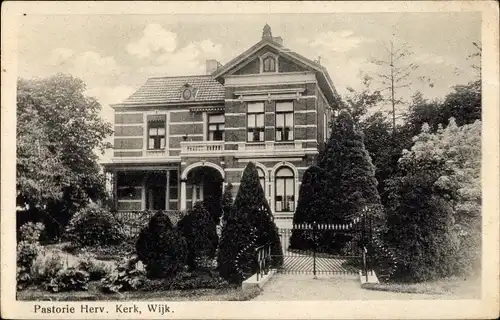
17,281,262,301
361,276,481,298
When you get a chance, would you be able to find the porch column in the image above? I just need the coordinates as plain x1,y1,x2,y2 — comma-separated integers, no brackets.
165,170,170,210
141,175,146,211
180,179,187,211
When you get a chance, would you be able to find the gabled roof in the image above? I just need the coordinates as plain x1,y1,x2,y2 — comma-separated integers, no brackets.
212,39,340,106
115,75,225,107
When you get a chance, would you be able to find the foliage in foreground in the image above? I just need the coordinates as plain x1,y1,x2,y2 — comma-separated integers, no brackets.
65,203,124,247
177,203,218,270
136,211,187,278
17,74,112,239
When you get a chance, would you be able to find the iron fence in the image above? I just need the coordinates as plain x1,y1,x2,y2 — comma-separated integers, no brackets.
255,243,272,281
273,219,370,276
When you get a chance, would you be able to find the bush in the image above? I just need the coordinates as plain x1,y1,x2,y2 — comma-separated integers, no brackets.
100,257,146,293
77,255,114,281
220,183,234,224
177,203,218,270
65,203,124,247
385,158,458,282
18,222,45,243
45,268,90,293
30,251,65,284
136,211,187,278
17,241,43,288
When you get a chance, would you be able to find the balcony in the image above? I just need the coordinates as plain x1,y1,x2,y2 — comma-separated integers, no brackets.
180,140,225,157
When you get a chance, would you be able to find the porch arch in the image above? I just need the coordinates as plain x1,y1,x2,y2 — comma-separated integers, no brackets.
181,161,225,180
180,161,225,211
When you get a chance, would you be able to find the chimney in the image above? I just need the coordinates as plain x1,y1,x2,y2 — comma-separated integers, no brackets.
206,59,221,75
272,36,283,46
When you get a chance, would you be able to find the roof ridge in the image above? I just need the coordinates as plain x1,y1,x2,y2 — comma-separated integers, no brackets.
147,74,216,80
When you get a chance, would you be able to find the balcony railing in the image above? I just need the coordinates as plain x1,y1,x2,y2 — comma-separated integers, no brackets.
275,201,295,212
238,141,302,152
180,140,225,156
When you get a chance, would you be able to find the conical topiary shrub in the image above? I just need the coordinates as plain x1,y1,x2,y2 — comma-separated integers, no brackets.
218,162,283,283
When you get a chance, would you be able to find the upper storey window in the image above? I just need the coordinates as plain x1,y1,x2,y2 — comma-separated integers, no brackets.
247,102,265,142
276,101,294,141
208,113,225,141
147,115,166,150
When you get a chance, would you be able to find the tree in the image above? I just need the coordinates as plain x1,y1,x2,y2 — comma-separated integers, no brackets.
369,39,428,134
289,166,329,251
320,111,382,220
177,203,218,270
17,74,113,239
385,152,458,282
342,74,383,123
402,120,482,275
218,162,283,283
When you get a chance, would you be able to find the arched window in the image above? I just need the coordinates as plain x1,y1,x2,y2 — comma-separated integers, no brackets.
275,167,294,212
257,167,266,195
263,56,276,73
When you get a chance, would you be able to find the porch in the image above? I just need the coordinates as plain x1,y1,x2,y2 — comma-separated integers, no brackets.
104,163,224,212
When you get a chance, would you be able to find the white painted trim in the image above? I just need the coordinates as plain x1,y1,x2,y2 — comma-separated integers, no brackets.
168,109,192,113
169,134,204,138
224,112,246,116
181,161,225,180
170,121,204,125
225,127,246,130
117,199,142,203
259,51,279,74
224,168,244,172
202,112,208,141
234,88,305,96
225,72,316,87
168,148,182,151
295,124,317,128
237,157,302,163
299,95,318,100
110,157,181,164
294,109,317,114
294,139,318,142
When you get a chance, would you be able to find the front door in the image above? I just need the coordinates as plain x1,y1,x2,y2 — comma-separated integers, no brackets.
148,186,166,210
146,173,166,210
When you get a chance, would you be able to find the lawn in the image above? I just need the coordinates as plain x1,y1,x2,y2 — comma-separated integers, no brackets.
17,281,262,301
362,276,481,298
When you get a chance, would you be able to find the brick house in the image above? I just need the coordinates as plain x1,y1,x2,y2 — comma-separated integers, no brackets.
102,25,340,222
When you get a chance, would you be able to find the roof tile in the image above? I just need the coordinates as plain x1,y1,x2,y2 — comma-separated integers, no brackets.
120,75,225,105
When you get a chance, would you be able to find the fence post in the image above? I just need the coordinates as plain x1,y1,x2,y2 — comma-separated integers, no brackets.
313,221,317,279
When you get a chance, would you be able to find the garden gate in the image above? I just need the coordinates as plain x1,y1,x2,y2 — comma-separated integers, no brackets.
257,215,373,277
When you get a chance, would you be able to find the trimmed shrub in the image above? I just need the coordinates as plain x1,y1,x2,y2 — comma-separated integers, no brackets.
46,268,90,292
220,182,234,224
316,111,382,253
177,203,218,270
169,270,229,290
290,166,328,251
136,211,187,278
65,203,124,247
218,162,283,283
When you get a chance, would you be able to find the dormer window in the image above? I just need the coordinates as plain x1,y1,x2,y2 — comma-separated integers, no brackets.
180,84,198,101
259,52,278,73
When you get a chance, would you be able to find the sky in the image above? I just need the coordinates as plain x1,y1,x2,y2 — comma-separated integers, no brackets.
17,12,481,126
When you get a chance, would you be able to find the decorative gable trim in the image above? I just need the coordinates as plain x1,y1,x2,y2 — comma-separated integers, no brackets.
259,52,279,74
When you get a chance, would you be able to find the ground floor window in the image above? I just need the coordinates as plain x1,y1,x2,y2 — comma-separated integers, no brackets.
275,167,295,212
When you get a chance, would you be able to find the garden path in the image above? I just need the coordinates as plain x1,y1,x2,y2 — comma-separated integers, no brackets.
252,274,458,300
